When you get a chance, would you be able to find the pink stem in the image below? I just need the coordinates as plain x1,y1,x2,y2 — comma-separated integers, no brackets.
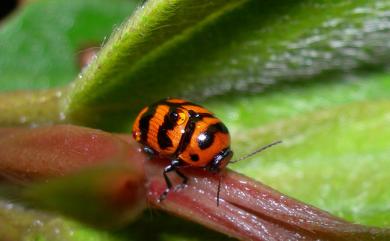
0,125,144,180
145,158,390,241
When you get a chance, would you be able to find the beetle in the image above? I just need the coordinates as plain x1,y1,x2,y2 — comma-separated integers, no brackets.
132,98,281,203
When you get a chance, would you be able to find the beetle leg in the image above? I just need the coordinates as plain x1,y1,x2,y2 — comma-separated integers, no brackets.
173,168,188,192
171,159,188,187
159,159,188,202
159,164,175,202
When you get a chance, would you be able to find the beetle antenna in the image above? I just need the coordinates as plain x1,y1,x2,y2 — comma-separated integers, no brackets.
217,175,222,206
230,140,282,163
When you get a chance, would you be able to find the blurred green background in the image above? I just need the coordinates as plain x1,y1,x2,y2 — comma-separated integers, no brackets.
0,0,389,240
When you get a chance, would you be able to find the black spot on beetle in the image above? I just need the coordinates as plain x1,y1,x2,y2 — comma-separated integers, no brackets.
210,122,229,134
190,154,199,162
197,122,228,150
198,132,213,150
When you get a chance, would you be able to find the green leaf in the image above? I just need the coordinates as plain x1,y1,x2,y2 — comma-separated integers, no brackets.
65,0,248,130
0,0,139,91
0,89,64,127
0,199,229,241
0,200,120,241
0,0,139,126
65,0,390,130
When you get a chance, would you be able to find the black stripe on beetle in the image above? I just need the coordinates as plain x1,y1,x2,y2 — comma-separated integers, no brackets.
174,110,200,156
139,106,158,143
197,113,214,118
174,120,195,155
157,106,178,149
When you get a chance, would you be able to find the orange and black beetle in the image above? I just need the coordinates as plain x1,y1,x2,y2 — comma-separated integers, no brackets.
132,98,233,200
